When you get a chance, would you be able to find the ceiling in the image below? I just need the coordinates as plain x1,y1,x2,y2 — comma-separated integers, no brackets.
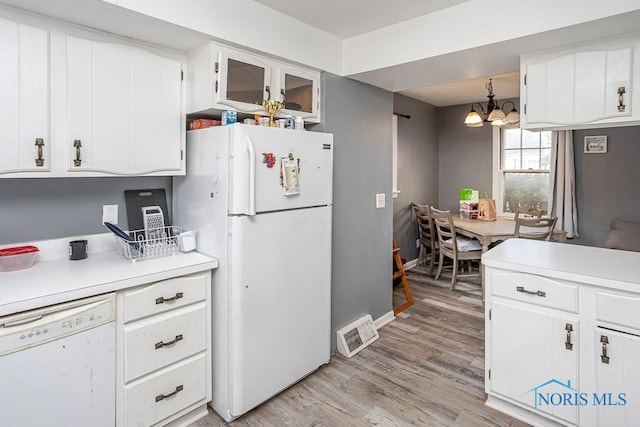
252,0,640,108
253,0,518,106
253,0,472,39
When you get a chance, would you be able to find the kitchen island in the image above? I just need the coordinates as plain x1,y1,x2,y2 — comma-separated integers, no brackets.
482,239,640,427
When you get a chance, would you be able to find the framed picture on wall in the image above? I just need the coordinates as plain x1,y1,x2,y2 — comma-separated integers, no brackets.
584,135,607,153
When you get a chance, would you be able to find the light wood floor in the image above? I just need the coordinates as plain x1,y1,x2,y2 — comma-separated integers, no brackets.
191,265,530,426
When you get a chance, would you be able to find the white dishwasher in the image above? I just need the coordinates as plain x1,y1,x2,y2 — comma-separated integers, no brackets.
0,293,116,427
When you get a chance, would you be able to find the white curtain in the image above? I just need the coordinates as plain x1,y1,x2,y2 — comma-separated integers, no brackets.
549,130,579,238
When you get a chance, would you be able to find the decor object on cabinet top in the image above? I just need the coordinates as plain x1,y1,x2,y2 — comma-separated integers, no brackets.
464,78,520,128
584,135,607,153
262,85,285,129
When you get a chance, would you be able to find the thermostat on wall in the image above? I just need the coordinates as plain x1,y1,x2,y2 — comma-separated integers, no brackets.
336,314,379,358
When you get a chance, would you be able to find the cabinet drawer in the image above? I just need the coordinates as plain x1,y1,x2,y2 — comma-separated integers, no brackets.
596,291,640,332
124,303,206,382
124,353,207,427
122,273,208,323
489,270,578,313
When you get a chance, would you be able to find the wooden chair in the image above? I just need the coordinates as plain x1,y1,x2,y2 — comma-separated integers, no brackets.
430,207,483,291
514,217,558,241
412,203,438,275
392,239,414,314
514,206,543,220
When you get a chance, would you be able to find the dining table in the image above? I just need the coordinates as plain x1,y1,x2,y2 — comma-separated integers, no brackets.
452,214,568,252
451,214,567,301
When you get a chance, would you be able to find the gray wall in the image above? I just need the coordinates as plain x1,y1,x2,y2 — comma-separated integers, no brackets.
0,177,172,244
436,103,497,211
392,94,439,262
573,126,640,247
313,73,394,350
1,72,395,356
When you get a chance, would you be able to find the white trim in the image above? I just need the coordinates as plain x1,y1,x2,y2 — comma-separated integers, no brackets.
403,258,419,270
491,126,502,214
374,310,396,329
392,114,399,197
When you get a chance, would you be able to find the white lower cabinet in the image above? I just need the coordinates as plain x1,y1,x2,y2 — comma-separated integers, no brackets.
593,328,640,426
124,354,208,427
487,271,579,425
117,272,211,427
486,266,640,427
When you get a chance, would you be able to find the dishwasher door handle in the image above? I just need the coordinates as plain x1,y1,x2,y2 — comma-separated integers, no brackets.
2,315,44,328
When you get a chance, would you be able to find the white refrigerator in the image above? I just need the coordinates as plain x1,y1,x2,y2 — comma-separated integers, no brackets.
173,124,333,422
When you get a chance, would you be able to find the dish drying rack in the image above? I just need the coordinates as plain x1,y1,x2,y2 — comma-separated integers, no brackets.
113,225,190,262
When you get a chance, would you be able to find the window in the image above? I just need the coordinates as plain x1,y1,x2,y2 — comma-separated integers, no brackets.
492,127,552,216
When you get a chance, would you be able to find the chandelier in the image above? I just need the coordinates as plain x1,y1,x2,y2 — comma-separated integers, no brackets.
464,78,520,127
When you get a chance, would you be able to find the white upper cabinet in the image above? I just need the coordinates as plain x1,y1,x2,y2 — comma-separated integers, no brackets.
0,9,186,178
279,64,320,120
188,42,321,123
0,17,49,175
66,35,183,175
521,35,640,130
215,50,272,112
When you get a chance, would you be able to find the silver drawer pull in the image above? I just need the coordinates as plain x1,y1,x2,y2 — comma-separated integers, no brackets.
155,292,183,304
155,334,183,349
516,286,546,297
601,335,610,364
565,323,573,350
155,385,183,402
618,86,626,112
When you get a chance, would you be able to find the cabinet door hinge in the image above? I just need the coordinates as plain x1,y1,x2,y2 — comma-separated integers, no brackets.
524,104,527,114
215,61,219,73
181,70,184,81
489,308,491,320
181,150,184,161
524,74,527,85
488,369,491,380
215,80,218,93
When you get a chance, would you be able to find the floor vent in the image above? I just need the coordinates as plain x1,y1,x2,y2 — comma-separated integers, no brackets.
336,314,379,358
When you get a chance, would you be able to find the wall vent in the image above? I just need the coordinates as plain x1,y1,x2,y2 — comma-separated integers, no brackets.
336,314,379,358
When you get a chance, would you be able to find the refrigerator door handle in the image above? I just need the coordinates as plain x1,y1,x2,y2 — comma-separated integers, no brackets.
245,135,257,216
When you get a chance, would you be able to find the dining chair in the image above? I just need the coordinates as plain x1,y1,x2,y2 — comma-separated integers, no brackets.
514,206,543,220
430,207,483,291
412,203,438,275
514,217,558,241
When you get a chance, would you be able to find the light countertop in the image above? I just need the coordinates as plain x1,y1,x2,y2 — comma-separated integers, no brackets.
0,233,217,316
482,238,640,292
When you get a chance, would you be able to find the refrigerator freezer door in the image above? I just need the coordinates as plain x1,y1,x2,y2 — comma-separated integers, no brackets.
228,125,332,215
227,206,331,417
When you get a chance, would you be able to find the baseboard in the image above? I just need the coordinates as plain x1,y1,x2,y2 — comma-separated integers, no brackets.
403,258,418,270
374,310,395,330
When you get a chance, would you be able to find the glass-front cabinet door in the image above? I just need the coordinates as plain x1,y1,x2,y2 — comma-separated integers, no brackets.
216,51,271,112
279,65,319,120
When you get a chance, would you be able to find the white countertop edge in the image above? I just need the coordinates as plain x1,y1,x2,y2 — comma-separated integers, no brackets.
481,239,640,293
0,233,218,317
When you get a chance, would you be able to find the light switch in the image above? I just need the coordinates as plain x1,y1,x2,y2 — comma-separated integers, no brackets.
375,193,385,209
102,204,118,224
